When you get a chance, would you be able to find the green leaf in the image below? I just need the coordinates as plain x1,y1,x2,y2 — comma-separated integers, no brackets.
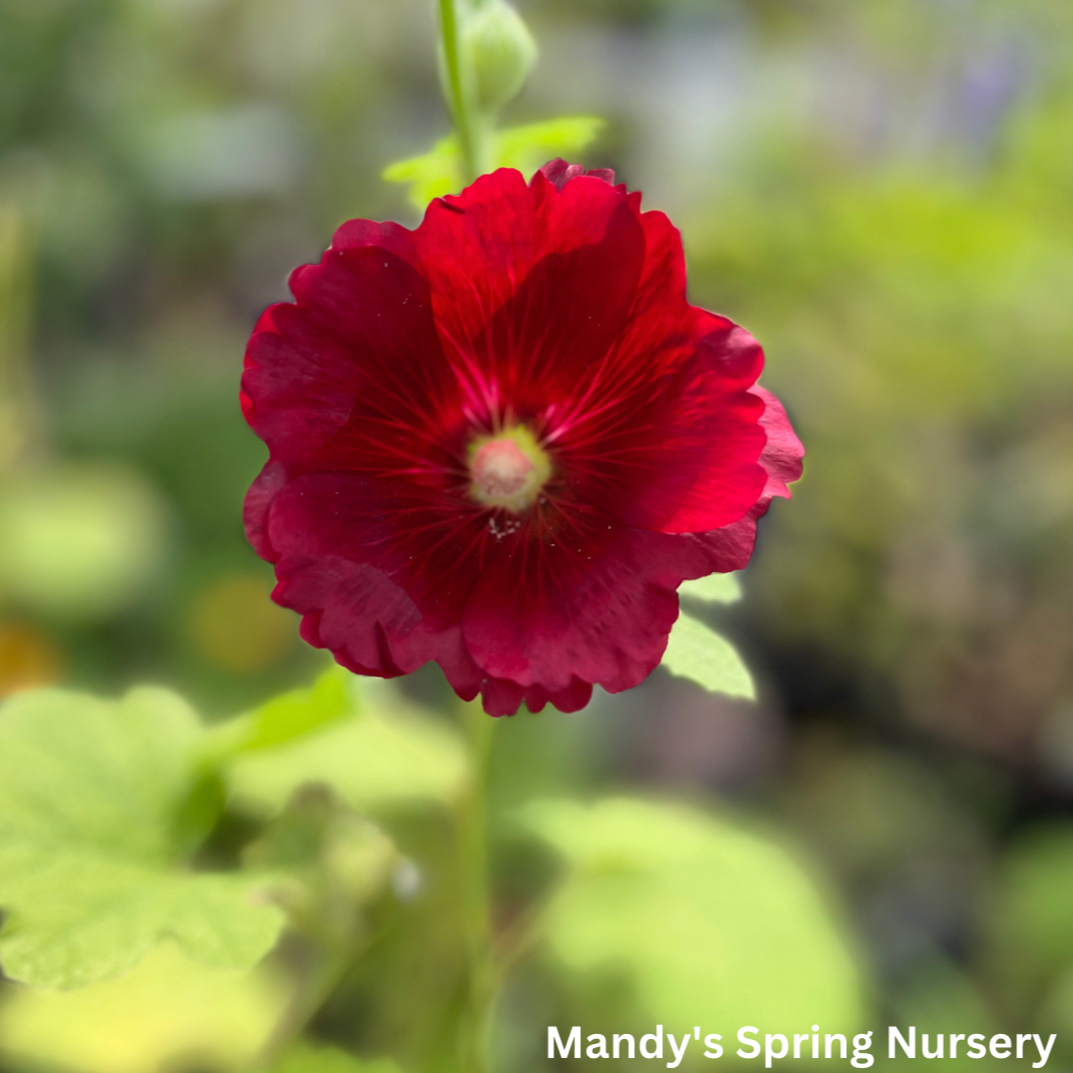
678,571,742,603
493,116,605,175
522,797,865,1033
0,861,283,990
661,611,756,699
0,687,200,860
0,942,288,1073
383,116,604,208
244,665,356,752
228,680,469,816
382,135,462,209
0,687,285,988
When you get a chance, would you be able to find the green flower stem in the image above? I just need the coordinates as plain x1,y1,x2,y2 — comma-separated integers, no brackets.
456,698,498,1072
437,0,483,181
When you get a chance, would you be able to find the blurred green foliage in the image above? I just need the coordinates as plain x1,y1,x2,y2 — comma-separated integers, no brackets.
231,665,355,753
0,0,1072,1070
0,943,289,1073
522,797,862,1036
0,677,860,1072
0,687,284,988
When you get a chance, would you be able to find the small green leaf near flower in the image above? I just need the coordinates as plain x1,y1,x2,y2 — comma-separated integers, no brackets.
382,134,462,207
679,570,743,604
243,665,356,753
661,611,756,700
493,116,606,173
383,116,605,208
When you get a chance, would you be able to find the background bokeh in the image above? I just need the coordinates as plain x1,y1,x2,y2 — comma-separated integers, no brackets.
1,0,1072,1070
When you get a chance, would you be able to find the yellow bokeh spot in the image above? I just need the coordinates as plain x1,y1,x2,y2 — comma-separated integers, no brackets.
0,621,62,696
188,574,294,673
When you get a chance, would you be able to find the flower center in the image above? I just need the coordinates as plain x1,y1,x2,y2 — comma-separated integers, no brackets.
468,426,552,513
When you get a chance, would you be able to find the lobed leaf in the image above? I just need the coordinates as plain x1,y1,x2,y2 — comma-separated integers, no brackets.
0,687,201,862
0,687,285,988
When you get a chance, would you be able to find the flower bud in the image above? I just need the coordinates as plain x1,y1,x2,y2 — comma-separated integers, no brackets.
462,0,537,113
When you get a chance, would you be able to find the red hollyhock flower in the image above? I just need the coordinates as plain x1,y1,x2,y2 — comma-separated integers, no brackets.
242,160,803,716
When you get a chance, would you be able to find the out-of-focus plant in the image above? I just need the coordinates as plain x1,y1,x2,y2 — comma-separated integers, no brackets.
0,666,864,1072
